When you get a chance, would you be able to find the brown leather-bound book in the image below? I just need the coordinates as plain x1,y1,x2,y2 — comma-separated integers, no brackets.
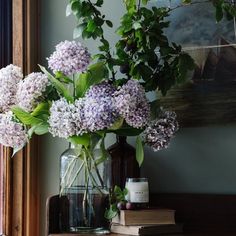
112,209,175,226
111,223,183,235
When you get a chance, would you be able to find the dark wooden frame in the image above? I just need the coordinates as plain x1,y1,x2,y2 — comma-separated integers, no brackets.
0,0,12,68
12,1,40,235
0,0,12,234
0,1,40,236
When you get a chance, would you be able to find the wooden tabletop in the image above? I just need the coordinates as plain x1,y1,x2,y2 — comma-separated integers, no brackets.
49,234,125,236
48,231,236,235
49,234,236,236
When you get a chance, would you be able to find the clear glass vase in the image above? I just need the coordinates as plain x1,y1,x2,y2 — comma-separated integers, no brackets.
59,143,111,234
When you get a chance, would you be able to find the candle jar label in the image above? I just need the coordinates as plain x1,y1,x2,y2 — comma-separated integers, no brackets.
126,180,149,203
130,190,149,203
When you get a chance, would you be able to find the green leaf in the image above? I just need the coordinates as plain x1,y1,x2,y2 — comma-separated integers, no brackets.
112,126,143,136
73,24,86,39
100,38,109,48
71,0,80,13
75,62,108,97
34,123,49,135
94,17,104,27
114,185,122,195
90,133,103,150
106,20,113,28
124,0,136,13
55,72,73,84
92,136,107,166
87,20,96,33
109,117,124,130
114,186,127,202
96,0,103,7
12,146,24,157
66,4,72,17
88,61,108,82
75,73,90,97
31,102,50,117
177,53,195,83
104,204,118,220
114,185,125,201
12,106,43,126
43,85,60,101
69,134,90,148
136,136,144,167
27,123,49,137
133,22,142,30
39,65,73,102
215,3,224,22
28,126,37,139
123,188,128,196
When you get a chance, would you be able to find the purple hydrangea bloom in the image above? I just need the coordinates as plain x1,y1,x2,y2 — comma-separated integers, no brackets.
48,98,76,138
0,64,23,112
47,40,90,76
83,82,119,132
143,109,179,151
125,103,151,128
16,72,49,112
0,112,27,148
113,79,150,128
85,81,116,98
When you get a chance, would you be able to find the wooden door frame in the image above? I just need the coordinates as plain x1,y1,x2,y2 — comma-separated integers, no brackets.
0,0,12,68
0,0,13,235
1,1,40,236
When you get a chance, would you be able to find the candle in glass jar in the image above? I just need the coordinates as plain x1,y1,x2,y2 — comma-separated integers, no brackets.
125,178,149,204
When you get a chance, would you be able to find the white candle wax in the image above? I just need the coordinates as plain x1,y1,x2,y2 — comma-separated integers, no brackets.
126,180,149,203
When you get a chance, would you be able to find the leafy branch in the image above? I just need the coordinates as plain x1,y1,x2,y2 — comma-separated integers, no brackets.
68,0,236,97
67,0,116,79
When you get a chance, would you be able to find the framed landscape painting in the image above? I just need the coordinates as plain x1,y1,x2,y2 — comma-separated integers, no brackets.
149,0,236,127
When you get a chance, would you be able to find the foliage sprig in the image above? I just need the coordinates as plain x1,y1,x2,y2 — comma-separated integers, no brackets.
68,0,236,95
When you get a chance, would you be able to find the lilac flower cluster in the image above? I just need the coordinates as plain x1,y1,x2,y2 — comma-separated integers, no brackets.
0,112,27,148
48,82,119,137
16,72,49,112
143,109,179,151
48,98,76,138
47,40,90,76
0,64,23,112
113,79,150,128
83,82,118,132
72,99,87,136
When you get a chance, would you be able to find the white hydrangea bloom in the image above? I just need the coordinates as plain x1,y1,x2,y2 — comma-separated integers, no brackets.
48,98,76,138
72,99,87,135
16,72,49,112
0,64,23,112
0,111,27,148
47,40,91,76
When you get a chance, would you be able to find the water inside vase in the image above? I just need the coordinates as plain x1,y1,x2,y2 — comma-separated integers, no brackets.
59,186,110,233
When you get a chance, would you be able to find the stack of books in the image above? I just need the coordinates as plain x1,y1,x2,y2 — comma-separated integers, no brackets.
111,208,183,235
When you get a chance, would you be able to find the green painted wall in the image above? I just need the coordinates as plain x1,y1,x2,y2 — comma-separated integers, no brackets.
39,0,236,235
